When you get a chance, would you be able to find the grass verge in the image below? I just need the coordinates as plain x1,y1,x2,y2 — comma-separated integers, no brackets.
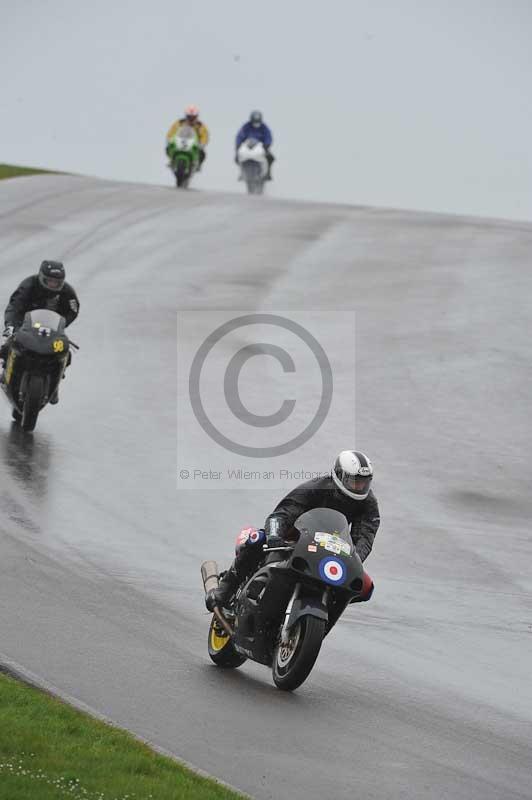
0,163,57,180
0,671,245,800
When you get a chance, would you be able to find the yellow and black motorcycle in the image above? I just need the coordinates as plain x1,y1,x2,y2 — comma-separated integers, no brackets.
1,309,74,431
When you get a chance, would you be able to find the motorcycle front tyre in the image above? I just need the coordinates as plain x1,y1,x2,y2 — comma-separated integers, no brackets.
21,374,44,432
175,159,190,188
272,616,326,691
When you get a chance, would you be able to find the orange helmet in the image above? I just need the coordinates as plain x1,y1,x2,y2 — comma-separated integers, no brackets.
184,105,200,120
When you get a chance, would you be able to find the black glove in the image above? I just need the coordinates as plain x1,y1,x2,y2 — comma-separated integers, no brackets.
234,154,239,165
2,325,14,339
265,533,288,549
205,590,218,612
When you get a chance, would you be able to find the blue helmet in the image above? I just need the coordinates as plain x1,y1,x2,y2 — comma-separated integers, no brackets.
250,110,263,128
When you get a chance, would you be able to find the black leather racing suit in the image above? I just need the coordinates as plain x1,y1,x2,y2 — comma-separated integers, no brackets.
1,276,79,362
223,476,380,593
4,275,80,329
265,476,380,561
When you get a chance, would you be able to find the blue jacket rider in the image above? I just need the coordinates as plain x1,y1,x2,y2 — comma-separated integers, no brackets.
235,110,274,179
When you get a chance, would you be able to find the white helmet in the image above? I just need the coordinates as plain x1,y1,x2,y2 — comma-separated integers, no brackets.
332,450,373,500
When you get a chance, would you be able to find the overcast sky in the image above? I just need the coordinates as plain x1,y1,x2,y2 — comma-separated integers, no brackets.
2,0,531,220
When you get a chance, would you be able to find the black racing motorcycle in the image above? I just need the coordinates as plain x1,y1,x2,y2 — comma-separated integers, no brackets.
201,508,374,692
1,309,74,432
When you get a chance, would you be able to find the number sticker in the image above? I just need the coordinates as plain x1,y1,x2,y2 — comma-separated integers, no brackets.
53,340,64,353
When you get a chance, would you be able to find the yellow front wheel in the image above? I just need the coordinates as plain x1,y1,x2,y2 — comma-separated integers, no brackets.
207,616,247,668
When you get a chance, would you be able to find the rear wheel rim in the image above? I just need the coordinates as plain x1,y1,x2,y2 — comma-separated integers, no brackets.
209,620,230,652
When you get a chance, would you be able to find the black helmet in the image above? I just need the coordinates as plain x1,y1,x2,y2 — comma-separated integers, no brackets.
332,450,373,500
38,260,65,293
250,110,263,128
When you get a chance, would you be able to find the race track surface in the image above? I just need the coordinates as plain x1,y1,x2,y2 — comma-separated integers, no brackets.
1,175,531,799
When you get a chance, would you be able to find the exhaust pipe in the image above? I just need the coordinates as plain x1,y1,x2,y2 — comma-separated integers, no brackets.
200,561,234,637
201,560,220,594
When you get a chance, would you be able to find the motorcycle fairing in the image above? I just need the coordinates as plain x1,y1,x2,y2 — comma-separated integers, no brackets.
232,563,292,666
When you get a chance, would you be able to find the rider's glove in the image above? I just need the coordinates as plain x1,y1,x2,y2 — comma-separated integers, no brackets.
205,590,218,612
265,532,286,549
2,325,14,340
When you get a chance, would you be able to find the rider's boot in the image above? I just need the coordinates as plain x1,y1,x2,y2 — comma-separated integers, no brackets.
206,565,239,611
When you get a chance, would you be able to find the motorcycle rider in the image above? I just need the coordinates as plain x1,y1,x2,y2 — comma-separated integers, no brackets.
235,110,274,180
206,450,380,610
166,105,210,170
0,260,80,404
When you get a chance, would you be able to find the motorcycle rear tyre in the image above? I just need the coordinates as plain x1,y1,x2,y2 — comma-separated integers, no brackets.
207,615,247,669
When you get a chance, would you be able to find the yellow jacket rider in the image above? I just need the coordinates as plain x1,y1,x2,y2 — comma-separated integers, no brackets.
166,105,209,170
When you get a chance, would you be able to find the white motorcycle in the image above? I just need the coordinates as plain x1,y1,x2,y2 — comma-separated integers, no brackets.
237,138,268,195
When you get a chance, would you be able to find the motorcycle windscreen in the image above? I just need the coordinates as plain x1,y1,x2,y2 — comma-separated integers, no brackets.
176,125,197,143
293,508,350,541
23,309,66,333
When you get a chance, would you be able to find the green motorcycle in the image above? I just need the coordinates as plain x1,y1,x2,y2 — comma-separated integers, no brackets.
167,125,200,188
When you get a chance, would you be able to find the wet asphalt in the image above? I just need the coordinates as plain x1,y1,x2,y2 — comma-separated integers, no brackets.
1,174,531,799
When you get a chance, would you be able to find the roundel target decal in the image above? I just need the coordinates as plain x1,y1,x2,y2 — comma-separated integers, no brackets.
318,557,346,585
236,528,252,547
